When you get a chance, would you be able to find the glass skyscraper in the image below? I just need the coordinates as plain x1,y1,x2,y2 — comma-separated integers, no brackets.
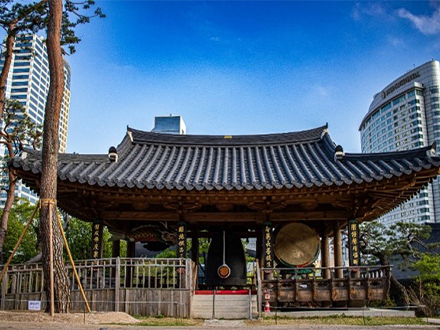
152,115,186,134
359,60,440,225
0,34,71,204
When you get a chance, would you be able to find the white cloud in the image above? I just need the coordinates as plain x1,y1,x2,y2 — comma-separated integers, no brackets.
316,85,329,97
351,2,386,21
397,6,440,35
387,36,405,47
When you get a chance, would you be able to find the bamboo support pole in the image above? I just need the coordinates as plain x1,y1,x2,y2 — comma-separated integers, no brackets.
0,202,40,286
47,202,54,317
55,209,91,312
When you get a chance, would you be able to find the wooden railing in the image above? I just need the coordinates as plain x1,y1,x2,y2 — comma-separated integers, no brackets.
260,265,391,306
0,258,192,317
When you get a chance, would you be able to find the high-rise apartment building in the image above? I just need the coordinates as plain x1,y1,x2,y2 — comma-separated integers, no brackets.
359,60,440,225
152,115,186,134
0,34,71,204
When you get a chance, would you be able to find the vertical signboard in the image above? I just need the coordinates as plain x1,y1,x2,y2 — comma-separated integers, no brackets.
263,222,273,268
177,221,187,259
348,219,361,266
91,221,103,259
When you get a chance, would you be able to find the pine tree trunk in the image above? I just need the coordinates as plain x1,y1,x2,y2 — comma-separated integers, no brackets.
378,254,410,306
0,174,16,264
39,0,70,313
0,28,15,120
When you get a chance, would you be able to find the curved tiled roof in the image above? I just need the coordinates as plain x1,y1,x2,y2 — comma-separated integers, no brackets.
11,125,440,191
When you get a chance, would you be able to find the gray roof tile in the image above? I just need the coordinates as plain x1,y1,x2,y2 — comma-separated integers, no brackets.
10,125,440,191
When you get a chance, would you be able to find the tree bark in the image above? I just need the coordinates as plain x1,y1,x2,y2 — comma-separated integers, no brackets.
0,174,16,264
25,212,69,265
377,254,410,306
39,0,70,313
0,28,15,120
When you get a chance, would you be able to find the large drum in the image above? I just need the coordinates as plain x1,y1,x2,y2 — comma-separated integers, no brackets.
274,223,320,267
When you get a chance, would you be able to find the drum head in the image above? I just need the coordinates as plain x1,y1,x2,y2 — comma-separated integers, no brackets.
274,223,320,267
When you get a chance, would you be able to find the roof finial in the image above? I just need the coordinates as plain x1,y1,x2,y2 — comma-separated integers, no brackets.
334,145,344,161
427,142,437,159
108,146,118,163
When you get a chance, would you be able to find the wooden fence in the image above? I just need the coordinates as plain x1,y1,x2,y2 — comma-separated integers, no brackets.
0,258,194,317
260,265,391,308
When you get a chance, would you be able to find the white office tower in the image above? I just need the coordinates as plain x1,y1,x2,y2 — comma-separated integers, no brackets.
0,34,71,204
359,60,440,225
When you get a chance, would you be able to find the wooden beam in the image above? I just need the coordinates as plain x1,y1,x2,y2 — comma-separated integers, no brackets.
99,210,349,222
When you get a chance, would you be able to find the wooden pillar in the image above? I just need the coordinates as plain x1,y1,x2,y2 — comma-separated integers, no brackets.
177,221,187,259
112,240,121,258
256,227,263,268
91,221,104,259
321,235,330,279
333,222,343,278
262,220,274,269
348,220,361,267
191,234,199,264
125,241,136,287
111,240,121,286
127,241,136,257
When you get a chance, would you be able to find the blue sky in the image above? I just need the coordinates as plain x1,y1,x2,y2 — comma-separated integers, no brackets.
58,1,440,153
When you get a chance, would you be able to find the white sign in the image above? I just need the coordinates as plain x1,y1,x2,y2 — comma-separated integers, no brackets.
264,293,270,300
28,300,41,311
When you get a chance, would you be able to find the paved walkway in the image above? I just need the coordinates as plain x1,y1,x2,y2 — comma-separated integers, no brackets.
0,323,438,330
203,320,245,327
274,308,416,318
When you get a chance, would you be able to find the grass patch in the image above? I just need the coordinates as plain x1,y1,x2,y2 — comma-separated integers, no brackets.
130,316,203,327
246,315,428,326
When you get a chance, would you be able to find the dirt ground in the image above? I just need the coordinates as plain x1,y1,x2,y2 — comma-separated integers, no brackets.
0,311,438,330
0,310,140,326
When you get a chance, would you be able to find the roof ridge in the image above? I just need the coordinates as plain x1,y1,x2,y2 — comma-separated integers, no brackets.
343,144,438,161
126,124,329,146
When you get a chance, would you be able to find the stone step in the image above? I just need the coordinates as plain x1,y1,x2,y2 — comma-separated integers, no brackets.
192,301,257,309
191,294,259,319
192,304,256,311
193,294,257,299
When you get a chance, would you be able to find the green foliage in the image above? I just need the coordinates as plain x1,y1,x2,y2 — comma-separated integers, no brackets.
155,237,210,261
411,253,440,316
64,218,113,261
1,199,38,264
1,0,105,55
0,100,42,190
1,198,128,263
359,221,433,267
412,253,440,284
155,247,176,259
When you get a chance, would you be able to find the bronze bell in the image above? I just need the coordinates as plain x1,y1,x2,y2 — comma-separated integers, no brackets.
205,232,247,287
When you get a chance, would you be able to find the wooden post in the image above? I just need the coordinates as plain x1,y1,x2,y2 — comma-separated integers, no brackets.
114,257,120,312
54,210,91,312
191,233,199,264
321,235,330,279
1,269,7,310
48,204,54,317
112,240,121,258
177,221,187,290
125,241,135,287
177,221,187,259
348,220,361,267
256,227,263,269
0,203,39,286
333,222,343,279
111,240,121,288
262,221,273,269
127,241,136,257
